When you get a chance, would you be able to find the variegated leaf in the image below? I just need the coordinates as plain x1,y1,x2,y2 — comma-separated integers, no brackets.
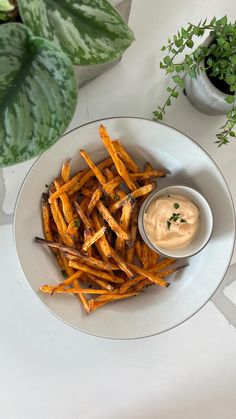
17,0,135,65
0,23,77,167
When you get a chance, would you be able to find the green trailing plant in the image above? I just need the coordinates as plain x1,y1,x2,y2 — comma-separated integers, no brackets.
153,16,236,146
0,0,134,166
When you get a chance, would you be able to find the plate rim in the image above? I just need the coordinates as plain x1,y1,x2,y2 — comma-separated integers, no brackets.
13,116,236,340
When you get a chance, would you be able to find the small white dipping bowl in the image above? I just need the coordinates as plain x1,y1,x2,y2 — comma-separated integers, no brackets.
138,185,213,259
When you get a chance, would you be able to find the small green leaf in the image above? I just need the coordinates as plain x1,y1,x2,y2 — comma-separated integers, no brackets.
181,27,189,39
229,131,236,137
225,95,234,104
172,75,185,88
171,91,179,98
166,98,171,106
226,75,236,86
174,203,179,209
186,39,194,48
175,38,183,48
161,46,166,51
189,68,197,78
74,219,81,228
231,55,236,65
164,55,172,65
216,16,227,26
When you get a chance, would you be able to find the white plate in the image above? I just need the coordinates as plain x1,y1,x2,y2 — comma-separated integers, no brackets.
14,117,235,339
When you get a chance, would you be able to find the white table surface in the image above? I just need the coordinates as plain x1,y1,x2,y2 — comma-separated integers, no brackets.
1,1,236,418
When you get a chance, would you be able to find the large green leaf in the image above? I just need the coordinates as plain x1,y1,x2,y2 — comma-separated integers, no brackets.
17,0,135,65
0,23,77,167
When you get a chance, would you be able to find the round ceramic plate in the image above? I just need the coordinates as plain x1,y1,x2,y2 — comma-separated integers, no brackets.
14,117,235,339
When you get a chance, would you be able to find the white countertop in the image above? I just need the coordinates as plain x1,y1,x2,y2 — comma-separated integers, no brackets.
1,1,236,418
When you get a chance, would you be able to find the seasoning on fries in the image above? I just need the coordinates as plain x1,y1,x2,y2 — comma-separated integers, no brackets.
36,124,187,314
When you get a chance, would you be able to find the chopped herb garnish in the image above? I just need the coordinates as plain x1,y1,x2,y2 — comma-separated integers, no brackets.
167,194,170,197
74,219,81,228
174,202,179,209
167,212,187,229
45,183,49,188
114,194,120,201
61,269,67,278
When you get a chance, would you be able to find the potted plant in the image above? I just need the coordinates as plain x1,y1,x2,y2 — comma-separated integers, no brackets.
0,0,134,167
153,16,236,146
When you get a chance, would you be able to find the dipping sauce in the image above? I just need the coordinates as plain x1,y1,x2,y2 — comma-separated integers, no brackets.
144,194,200,250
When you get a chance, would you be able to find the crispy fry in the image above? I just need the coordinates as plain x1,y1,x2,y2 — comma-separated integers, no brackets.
88,299,108,313
141,242,149,269
87,188,103,216
104,168,114,181
115,198,134,255
48,170,87,202
61,159,71,183
97,201,130,240
74,202,93,231
41,193,64,269
134,239,142,263
50,199,74,247
94,292,139,302
66,219,80,237
40,286,116,295
127,205,138,248
81,187,93,198
126,246,135,263
86,273,113,291
133,264,188,292
109,183,155,213
99,125,137,191
128,263,169,287
47,270,83,293
91,211,111,259
80,149,107,186
34,237,117,271
84,229,92,257
54,178,74,224
112,140,139,172
103,177,122,195
148,247,159,268
69,260,124,284
109,247,135,279
82,227,106,252
68,157,113,196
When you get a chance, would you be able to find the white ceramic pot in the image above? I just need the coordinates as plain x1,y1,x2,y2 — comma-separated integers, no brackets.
184,36,232,115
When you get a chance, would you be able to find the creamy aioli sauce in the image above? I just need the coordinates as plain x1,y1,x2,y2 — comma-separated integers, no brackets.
144,194,200,250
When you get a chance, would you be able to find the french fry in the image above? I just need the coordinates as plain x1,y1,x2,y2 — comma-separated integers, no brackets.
115,198,134,255
103,177,122,195
41,193,64,269
126,246,135,263
81,187,93,198
133,265,188,292
141,242,149,269
46,270,83,293
84,228,92,257
148,247,159,268
50,199,74,247
109,247,135,279
88,299,108,313
40,286,116,295
54,178,74,225
134,239,142,263
119,259,176,293
68,157,113,196
112,140,139,172
61,159,71,183
69,260,124,284
80,149,107,186
48,169,87,202
86,273,113,291
34,237,117,271
66,219,80,237
94,292,139,302
99,125,137,191
128,263,169,287
82,227,106,252
91,211,111,259
104,168,115,181
97,201,130,240
109,183,155,213
87,187,103,216
74,202,93,231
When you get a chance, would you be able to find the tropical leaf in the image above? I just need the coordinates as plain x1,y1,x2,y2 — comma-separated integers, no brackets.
0,23,77,167
17,0,135,65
